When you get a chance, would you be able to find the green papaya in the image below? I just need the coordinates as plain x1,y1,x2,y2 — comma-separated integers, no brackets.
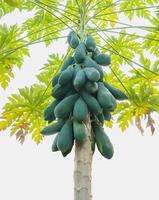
41,120,65,136
92,123,114,159
67,31,79,49
73,64,82,77
92,48,100,59
84,68,100,82
52,82,72,99
74,42,86,64
44,100,59,123
94,54,111,66
96,113,105,124
52,73,61,87
84,56,99,68
85,34,96,52
81,91,102,115
104,82,128,100
54,94,79,118
52,134,59,152
97,82,116,111
57,120,74,154
94,65,104,81
58,65,74,85
73,97,88,122
73,121,86,143
61,56,74,71
103,110,111,121
73,69,86,90
85,81,98,94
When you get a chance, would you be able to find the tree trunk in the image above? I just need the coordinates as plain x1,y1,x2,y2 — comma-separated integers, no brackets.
74,117,93,200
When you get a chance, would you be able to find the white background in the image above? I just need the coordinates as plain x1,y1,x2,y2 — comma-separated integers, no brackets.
0,8,159,200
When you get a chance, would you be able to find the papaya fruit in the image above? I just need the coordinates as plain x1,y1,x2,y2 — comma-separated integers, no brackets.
44,100,59,123
97,82,116,111
84,56,99,68
57,120,74,154
81,91,102,115
64,88,77,97
85,81,98,94
94,54,111,66
73,64,82,77
67,31,79,49
73,121,86,143
96,113,105,124
104,82,128,100
58,65,74,85
52,134,59,152
85,35,96,52
54,94,79,118
61,56,74,71
73,97,88,122
52,73,61,87
41,120,65,136
74,42,86,64
92,123,114,159
103,110,111,121
84,68,100,82
73,69,86,90
92,48,100,59
94,65,104,81
52,82,72,99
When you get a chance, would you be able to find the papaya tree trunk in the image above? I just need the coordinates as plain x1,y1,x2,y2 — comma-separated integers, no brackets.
74,117,93,200
73,1,92,199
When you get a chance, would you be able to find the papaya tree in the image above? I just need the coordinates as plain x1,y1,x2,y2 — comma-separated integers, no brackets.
0,0,159,200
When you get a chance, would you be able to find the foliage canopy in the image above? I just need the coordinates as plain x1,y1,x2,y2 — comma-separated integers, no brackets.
0,0,159,143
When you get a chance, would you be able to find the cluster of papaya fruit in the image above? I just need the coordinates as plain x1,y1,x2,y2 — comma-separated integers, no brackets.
41,31,127,158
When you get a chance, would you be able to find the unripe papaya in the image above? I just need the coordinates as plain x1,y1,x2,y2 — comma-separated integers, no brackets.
81,91,102,115
52,82,72,99
84,68,100,82
61,56,74,71
92,123,114,159
85,81,98,94
94,65,104,81
73,97,88,122
94,54,111,66
73,64,82,77
104,82,128,100
52,134,59,152
92,48,100,59
44,100,59,123
103,110,111,121
73,69,86,90
54,94,79,118
96,113,105,124
57,120,74,154
41,120,65,136
73,121,86,143
67,31,79,49
97,82,116,111
74,42,86,64
85,35,96,52
52,73,61,87
84,56,99,68
58,65,74,85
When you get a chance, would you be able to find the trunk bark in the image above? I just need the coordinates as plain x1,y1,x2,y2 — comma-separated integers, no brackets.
74,117,93,200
